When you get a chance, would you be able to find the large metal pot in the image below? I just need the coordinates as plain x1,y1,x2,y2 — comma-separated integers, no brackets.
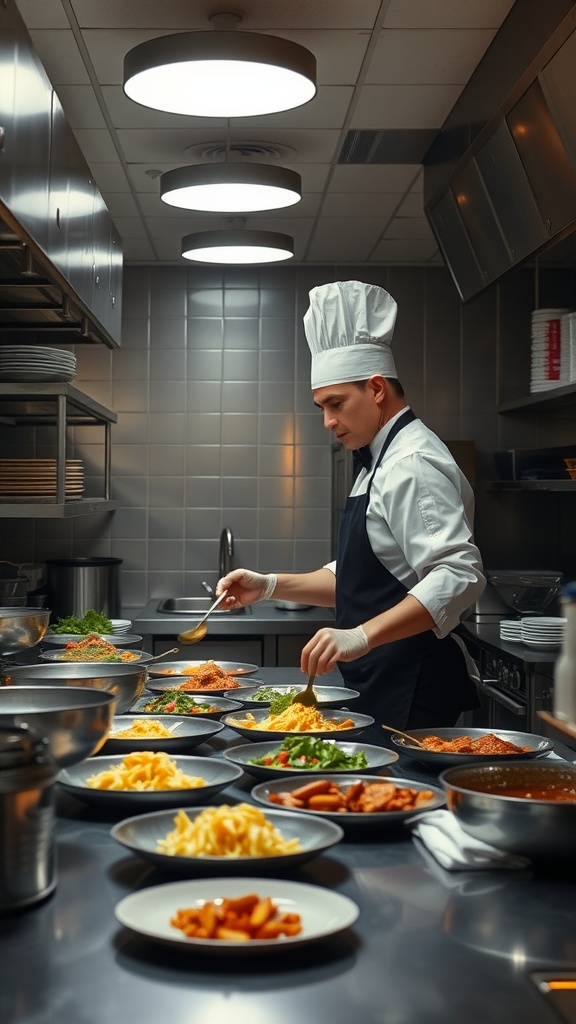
0,661,145,715
45,557,122,619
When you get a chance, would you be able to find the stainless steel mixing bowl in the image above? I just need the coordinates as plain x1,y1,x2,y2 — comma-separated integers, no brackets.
441,760,576,863
0,607,51,655
0,685,116,767
0,661,146,715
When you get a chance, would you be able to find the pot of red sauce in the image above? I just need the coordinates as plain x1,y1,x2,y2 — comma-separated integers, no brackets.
440,760,576,864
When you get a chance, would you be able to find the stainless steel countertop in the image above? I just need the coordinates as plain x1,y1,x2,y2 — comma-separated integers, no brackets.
130,599,335,637
4,666,576,1024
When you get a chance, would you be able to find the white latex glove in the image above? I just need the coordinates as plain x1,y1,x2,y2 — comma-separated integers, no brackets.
301,625,369,675
216,568,277,607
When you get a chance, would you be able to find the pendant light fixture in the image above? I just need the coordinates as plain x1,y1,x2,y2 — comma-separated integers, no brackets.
160,162,301,213
123,13,317,118
181,225,294,265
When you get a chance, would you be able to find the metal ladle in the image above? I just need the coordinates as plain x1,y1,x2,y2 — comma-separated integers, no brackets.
177,591,228,644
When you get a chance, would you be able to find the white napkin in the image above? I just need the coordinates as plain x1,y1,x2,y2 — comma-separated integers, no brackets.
408,809,531,871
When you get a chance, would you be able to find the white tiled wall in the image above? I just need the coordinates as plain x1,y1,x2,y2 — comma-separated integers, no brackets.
2,261,576,603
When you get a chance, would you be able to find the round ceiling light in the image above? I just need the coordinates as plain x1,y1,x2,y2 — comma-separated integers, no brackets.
123,30,317,118
181,229,294,264
160,163,302,213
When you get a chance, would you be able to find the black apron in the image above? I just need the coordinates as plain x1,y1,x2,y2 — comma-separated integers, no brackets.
336,409,479,735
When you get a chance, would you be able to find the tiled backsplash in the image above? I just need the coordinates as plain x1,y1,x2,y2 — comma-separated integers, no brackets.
2,261,575,606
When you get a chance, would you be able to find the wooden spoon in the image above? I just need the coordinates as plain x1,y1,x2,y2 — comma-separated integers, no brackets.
177,591,228,644
380,724,425,748
290,675,318,708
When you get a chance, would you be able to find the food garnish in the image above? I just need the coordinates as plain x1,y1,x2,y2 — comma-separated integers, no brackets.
171,893,302,941
249,736,369,770
156,804,302,857
50,610,113,635
267,778,435,813
85,751,206,791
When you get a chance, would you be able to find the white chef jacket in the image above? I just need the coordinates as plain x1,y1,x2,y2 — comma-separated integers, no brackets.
325,408,486,637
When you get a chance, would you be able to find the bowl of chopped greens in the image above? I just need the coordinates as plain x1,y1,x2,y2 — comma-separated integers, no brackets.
221,737,399,781
129,690,244,719
225,684,360,711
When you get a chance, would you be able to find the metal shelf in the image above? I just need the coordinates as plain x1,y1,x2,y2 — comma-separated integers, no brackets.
498,382,576,413
0,383,117,516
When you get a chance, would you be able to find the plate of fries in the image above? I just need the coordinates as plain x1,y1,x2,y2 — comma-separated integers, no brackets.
114,876,359,955
111,801,344,873
250,775,445,829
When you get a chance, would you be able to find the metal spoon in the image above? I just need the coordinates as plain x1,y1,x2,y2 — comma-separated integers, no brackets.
147,648,179,661
177,591,228,644
290,675,318,708
380,723,425,748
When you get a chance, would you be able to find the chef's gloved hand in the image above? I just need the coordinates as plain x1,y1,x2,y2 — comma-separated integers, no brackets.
216,568,277,607
301,625,369,676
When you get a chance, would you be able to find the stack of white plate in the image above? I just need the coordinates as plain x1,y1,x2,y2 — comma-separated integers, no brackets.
0,345,76,383
0,459,84,501
110,619,132,634
530,309,571,393
499,619,523,642
520,616,566,648
560,312,576,384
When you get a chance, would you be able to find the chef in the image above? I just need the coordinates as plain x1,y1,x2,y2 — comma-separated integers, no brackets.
217,280,486,736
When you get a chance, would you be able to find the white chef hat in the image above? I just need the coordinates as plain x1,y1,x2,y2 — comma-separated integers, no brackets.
304,280,397,388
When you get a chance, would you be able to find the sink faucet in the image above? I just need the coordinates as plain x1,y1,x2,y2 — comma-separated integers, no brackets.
219,527,234,580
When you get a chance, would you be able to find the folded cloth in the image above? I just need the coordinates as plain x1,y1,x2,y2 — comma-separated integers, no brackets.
408,809,531,871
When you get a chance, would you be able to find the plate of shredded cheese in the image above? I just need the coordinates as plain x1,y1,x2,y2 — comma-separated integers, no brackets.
57,752,243,808
111,801,344,874
222,706,375,741
114,876,359,954
100,715,225,753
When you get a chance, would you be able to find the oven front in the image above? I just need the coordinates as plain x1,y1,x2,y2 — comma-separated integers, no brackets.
462,637,554,735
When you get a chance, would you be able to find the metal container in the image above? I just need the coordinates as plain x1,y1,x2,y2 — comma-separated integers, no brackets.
46,557,122,619
0,724,58,911
0,662,146,715
486,569,564,615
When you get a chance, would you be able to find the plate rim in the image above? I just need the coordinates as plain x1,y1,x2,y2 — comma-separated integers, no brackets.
389,726,554,764
114,875,359,953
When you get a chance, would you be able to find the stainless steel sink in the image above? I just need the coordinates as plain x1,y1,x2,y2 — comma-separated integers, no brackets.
157,598,248,615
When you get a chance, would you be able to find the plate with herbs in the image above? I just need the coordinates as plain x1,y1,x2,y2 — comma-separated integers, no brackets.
221,736,399,781
130,690,243,719
226,684,360,710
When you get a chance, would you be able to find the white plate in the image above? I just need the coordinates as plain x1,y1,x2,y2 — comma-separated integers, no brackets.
111,804,344,874
114,876,359,955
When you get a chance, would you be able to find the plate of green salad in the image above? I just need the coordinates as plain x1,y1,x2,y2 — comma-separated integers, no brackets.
221,736,399,780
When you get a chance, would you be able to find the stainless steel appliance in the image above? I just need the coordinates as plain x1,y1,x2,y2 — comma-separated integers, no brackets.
46,556,122,618
460,625,555,735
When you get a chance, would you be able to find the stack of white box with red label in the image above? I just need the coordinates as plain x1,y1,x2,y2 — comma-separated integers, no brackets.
530,308,571,393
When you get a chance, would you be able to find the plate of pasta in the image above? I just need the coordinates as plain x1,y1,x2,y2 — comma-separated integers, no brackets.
100,715,225,754
57,752,243,809
114,877,359,955
111,801,344,874
222,706,375,741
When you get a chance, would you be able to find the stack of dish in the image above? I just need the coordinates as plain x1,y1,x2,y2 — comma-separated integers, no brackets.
499,619,522,642
520,616,566,648
0,345,76,382
530,309,571,393
110,619,132,634
560,312,576,385
0,459,84,501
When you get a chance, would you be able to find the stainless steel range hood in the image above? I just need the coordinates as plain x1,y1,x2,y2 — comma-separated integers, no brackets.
423,2,576,302
0,0,121,348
